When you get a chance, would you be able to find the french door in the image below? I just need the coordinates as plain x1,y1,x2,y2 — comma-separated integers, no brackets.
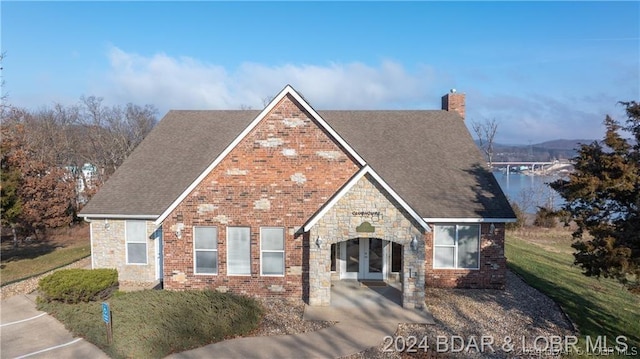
340,238,385,280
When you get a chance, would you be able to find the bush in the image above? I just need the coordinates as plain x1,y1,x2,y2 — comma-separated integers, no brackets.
533,206,557,228
39,268,118,303
506,201,526,230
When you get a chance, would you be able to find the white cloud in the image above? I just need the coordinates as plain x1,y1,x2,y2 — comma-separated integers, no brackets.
106,47,232,109
94,47,631,145
467,92,613,144
101,47,439,112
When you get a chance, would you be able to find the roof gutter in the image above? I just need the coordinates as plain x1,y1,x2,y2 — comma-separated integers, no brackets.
80,214,159,220
423,218,517,223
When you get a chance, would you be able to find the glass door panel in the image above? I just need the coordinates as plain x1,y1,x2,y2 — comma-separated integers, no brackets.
367,238,383,273
345,239,359,273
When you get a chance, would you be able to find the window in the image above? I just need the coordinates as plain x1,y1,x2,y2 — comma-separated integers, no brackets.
391,242,402,273
227,227,251,275
261,227,284,276
434,224,480,269
194,226,218,274
126,221,147,264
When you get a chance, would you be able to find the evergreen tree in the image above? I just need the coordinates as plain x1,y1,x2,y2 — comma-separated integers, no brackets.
1,121,25,246
551,101,640,292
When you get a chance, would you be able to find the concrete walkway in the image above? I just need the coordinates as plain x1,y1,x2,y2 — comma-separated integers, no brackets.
1,281,433,359
0,294,109,359
167,281,434,359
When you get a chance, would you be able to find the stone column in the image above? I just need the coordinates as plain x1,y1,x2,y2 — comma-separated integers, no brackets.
402,234,426,309
308,230,331,306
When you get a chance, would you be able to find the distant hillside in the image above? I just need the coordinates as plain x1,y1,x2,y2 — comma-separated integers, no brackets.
533,139,594,150
485,139,596,162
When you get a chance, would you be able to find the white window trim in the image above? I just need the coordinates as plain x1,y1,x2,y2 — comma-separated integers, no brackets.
330,243,338,273
433,224,480,270
125,220,148,265
227,226,251,276
193,226,218,275
260,227,285,277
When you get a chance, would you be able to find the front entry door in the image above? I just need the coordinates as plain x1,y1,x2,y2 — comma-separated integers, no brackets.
340,238,385,280
362,238,384,280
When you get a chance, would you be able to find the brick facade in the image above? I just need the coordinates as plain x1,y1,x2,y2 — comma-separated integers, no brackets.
88,90,508,305
425,222,506,289
161,94,360,297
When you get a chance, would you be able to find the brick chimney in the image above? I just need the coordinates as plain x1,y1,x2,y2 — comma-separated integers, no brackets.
441,89,465,119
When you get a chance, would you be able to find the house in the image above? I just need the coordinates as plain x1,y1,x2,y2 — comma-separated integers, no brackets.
79,85,515,309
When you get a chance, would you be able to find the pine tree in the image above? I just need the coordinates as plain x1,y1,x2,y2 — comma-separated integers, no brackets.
550,101,640,292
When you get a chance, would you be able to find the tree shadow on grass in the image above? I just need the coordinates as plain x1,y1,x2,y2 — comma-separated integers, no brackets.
507,262,640,348
0,237,60,262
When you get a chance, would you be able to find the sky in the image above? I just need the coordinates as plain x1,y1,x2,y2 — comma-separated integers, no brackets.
2,1,639,144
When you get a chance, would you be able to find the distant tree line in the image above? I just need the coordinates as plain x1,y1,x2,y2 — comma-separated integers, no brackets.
1,97,157,246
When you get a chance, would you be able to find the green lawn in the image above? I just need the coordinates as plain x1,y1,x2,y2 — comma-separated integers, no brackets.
38,290,263,359
1,245,91,286
506,233,640,356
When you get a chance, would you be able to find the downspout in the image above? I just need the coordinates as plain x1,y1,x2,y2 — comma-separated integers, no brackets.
83,217,95,269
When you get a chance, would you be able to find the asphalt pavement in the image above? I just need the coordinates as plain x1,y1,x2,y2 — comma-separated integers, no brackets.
0,294,109,359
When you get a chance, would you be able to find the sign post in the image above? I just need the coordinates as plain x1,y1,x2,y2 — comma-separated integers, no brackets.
102,302,113,344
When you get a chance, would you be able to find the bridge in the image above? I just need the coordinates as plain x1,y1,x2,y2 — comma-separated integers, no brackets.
490,161,558,175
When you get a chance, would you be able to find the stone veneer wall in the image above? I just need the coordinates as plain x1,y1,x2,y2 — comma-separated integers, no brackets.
309,173,426,309
161,94,360,297
90,219,157,282
425,222,506,289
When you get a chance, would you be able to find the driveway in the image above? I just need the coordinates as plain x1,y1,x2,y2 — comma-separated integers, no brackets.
0,294,109,359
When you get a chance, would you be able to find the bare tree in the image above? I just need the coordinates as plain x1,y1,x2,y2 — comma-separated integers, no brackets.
471,118,499,167
1,52,8,108
262,96,273,107
1,96,158,243
78,96,157,182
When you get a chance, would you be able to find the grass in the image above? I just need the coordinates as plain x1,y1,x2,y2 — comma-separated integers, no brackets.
37,289,263,359
506,230,640,357
1,244,91,286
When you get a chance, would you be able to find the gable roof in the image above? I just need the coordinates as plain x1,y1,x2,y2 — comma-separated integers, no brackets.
80,86,515,221
303,165,430,233
321,110,515,220
151,85,367,225
79,110,258,218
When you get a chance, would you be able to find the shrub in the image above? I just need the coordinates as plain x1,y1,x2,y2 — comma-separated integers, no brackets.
533,206,557,228
505,201,526,230
39,268,118,303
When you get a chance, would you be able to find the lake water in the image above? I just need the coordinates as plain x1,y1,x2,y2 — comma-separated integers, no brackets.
492,172,565,213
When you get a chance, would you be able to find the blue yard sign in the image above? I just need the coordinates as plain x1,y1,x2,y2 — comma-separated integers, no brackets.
102,302,110,324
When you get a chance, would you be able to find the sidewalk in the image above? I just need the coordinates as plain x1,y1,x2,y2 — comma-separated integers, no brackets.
2,280,434,359
166,319,399,359
167,282,434,359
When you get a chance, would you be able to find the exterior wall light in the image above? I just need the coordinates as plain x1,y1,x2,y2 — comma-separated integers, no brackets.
410,235,419,251
315,236,321,248
489,223,496,236
104,219,110,230
175,228,182,239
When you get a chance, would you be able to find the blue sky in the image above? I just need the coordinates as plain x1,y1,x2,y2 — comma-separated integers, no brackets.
2,1,638,144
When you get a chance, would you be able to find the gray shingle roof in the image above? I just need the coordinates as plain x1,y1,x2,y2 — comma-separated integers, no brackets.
321,111,515,219
79,109,515,220
79,110,258,217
